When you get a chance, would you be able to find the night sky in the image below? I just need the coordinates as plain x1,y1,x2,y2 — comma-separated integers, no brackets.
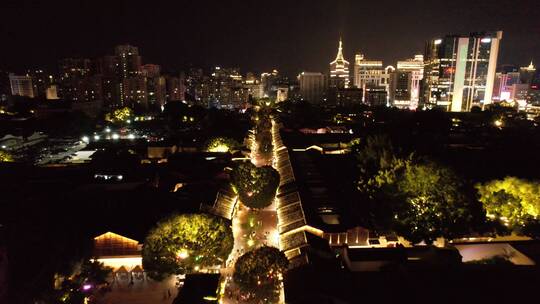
1,0,539,76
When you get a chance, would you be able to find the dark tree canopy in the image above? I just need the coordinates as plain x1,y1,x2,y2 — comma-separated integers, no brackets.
233,246,288,294
231,162,280,209
48,260,112,304
142,213,234,281
355,136,483,243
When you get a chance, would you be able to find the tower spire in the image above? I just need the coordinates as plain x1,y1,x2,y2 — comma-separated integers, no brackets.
335,37,345,62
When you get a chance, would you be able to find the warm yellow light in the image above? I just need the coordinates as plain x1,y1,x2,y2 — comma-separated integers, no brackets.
247,239,255,247
209,144,229,153
494,119,503,128
203,296,218,301
177,249,189,259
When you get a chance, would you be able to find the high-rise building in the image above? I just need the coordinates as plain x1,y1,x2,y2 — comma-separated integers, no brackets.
27,69,54,98
519,61,536,84
9,74,35,98
390,55,424,109
142,64,166,107
115,45,142,78
115,45,142,105
244,72,264,100
353,54,384,89
166,75,185,102
527,68,540,105
261,70,280,98
353,54,393,105
298,72,327,103
493,71,520,102
122,76,147,106
423,31,503,112
329,39,350,88
58,58,93,101
95,55,120,106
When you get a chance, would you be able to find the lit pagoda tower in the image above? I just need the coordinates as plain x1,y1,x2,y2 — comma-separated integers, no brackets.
329,38,350,88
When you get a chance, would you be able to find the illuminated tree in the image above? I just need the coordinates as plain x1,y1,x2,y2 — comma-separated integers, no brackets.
231,162,280,209
142,213,234,281
355,137,480,243
476,177,540,231
203,137,240,152
393,161,477,243
233,246,288,302
0,151,14,162
105,107,133,123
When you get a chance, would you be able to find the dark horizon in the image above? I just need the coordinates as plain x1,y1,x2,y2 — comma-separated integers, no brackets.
1,0,539,76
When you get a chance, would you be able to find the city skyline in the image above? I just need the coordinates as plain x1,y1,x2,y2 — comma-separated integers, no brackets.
1,0,539,76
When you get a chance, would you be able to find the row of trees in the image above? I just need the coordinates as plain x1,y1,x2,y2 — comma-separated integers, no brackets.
141,215,289,303
354,135,540,243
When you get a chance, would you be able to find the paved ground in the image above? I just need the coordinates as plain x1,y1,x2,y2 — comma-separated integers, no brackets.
96,275,178,304
221,118,283,303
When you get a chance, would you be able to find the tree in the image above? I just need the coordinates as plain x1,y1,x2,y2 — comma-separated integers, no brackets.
231,162,280,209
476,177,540,233
355,137,481,243
203,137,240,152
354,134,397,177
393,161,478,243
233,246,288,302
105,107,133,123
51,260,112,304
142,213,234,281
0,151,14,162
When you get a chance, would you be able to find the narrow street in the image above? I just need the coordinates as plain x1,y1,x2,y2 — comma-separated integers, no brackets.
221,116,283,304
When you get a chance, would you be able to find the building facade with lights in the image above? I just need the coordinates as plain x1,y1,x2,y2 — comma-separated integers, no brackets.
329,39,350,89
353,54,393,106
9,74,35,98
390,55,424,109
423,31,503,112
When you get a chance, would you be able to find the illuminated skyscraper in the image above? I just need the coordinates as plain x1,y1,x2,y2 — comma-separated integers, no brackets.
114,45,142,78
390,55,424,109
353,54,393,105
423,31,503,112
329,39,350,88
353,54,383,89
519,61,536,84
